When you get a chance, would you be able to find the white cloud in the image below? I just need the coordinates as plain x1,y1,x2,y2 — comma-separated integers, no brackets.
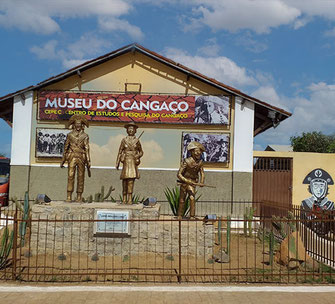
182,0,335,33
2,0,335,36
3,0,335,37
67,33,109,59
0,2,60,34
98,17,144,40
30,33,111,69
255,82,335,147
186,0,300,34
283,0,335,20
165,48,257,87
324,27,335,37
90,134,164,167
197,38,220,56
0,0,131,34
253,71,274,86
293,16,312,30
252,86,288,111
30,40,59,60
235,34,268,53
62,59,89,70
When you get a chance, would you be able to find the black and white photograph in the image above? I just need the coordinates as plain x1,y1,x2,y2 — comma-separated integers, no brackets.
182,132,230,163
36,128,70,158
194,95,230,125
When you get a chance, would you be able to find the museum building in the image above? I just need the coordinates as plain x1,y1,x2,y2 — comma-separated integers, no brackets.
0,43,291,202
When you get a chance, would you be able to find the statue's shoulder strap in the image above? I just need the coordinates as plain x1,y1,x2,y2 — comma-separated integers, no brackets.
184,157,193,166
78,132,88,141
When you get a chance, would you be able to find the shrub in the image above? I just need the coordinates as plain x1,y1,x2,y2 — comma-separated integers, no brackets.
164,186,201,217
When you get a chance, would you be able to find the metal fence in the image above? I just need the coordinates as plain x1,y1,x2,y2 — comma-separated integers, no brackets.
0,202,334,284
159,200,254,217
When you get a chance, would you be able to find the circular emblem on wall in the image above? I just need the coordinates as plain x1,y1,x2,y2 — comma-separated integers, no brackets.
315,170,322,178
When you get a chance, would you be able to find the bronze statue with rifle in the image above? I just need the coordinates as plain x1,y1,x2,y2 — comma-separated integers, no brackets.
116,122,144,204
60,114,91,202
177,141,213,218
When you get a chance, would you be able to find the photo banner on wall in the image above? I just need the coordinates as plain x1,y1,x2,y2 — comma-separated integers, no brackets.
38,91,230,125
36,128,70,158
181,132,230,163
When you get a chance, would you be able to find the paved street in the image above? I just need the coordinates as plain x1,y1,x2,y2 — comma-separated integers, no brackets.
0,285,335,304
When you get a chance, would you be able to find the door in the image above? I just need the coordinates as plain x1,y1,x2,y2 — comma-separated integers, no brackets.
253,157,293,217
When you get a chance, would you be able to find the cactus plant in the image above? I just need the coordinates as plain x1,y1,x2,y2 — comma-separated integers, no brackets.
94,193,100,202
243,207,255,237
20,192,30,246
0,227,14,269
13,192,30,247
104,185,115,200
90,185,115,203
100,186,105,202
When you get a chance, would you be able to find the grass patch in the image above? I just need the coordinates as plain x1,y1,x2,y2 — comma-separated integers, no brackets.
166,255,174,261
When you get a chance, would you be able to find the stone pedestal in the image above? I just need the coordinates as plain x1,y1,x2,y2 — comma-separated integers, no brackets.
32,201,160,220
29,201,214,258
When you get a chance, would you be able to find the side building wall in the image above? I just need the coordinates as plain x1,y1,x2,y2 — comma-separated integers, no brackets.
253,150,335,206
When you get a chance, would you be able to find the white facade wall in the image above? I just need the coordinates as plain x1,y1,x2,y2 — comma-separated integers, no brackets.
11,91,33,166
9,91,255,172
233,97,255,172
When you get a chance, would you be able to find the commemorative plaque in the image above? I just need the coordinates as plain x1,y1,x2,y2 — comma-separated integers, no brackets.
94,210,130,237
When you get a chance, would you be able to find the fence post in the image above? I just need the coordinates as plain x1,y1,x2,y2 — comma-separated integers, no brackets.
243,213,247,237
269,230,274,266
12,207,18,280
227,215,231,257
178,218,182,283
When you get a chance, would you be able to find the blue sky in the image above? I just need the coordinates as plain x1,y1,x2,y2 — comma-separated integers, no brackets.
1,0,335,157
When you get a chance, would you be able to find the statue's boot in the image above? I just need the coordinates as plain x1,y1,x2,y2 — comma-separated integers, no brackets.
66,192,72,202
127,194,132,205
177,200,185,218
122,193,127,204
189,199,196,219
76,192,83,203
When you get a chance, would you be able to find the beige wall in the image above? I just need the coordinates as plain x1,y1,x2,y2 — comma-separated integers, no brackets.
31,51,234,171
9,165,252,204
45,52,228,96
253,151,335,206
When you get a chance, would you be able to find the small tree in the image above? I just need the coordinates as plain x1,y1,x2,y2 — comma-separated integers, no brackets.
290,131,335,153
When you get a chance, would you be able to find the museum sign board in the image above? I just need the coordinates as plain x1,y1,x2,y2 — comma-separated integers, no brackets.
38,90,230,125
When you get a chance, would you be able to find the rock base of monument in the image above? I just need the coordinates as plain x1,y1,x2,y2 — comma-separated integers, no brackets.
32,201,161,219
29,201,214,257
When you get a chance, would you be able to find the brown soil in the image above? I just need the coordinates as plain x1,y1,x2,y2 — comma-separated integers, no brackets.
0,233,327,284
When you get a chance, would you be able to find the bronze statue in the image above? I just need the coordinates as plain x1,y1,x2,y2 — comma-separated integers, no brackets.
177,141,205,218
60,114,91,202
116,122,143,204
